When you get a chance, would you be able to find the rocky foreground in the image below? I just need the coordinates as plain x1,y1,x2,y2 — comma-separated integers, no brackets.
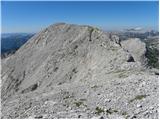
1,23,159,119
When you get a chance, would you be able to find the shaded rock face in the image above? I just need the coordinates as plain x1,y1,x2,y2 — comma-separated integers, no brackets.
145,36,159,69
1,23,158,119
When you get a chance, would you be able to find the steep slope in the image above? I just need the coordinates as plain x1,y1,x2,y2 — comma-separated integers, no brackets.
1,23,158,119
145,36,159,68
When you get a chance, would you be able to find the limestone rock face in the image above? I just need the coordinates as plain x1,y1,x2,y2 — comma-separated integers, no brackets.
1,23,158,119
121,38,147,65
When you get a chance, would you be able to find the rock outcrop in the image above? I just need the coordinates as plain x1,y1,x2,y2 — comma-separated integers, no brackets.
121,38,147,65
1,23,158,119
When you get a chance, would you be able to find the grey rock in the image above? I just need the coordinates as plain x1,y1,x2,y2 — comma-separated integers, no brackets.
1,23,158,119
137,104,142,108
121,38,147,65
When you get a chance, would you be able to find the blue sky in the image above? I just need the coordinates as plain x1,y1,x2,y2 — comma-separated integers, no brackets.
2,1,159,33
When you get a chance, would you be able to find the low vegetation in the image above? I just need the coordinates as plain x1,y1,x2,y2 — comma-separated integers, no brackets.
95,107,105,115
129,94,148,103
74,101,83,107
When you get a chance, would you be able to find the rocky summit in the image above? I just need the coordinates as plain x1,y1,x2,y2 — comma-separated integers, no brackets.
1,23,158,119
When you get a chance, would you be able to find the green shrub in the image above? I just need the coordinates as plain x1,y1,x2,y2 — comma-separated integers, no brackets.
74,101,83,107
95,107,105,115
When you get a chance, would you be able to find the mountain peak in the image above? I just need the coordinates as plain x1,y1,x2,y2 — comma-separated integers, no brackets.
1,23,158,119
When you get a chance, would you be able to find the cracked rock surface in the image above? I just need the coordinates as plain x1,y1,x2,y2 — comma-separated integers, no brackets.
1,23,158,119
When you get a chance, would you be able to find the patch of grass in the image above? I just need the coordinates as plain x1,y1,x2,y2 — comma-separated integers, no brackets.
122,111,128,116
83,104,87,107
135,95,147,99
74,101,83,107
35,115,43,119
91,85,99,88
79,98,87,101
95,107,105,115
113,110,118,113
110,48,117,51
106,108,119,115
106,109,113,114
63,95,73,100
129,95,148,103
122,111,130,119
106,69,126,75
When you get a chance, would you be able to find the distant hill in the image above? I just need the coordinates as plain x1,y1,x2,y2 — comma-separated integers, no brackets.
117,30,158,40
1,33,34,57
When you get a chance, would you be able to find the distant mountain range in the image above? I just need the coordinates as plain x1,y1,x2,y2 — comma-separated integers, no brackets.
116,30,159,41
1,33,35,54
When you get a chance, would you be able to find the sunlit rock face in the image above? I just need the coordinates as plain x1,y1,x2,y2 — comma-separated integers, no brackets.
1,23,158,119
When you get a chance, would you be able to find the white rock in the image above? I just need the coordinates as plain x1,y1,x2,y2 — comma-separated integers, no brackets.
137,104,142,108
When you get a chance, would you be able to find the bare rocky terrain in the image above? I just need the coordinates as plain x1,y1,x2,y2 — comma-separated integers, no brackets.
1,23,159,119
